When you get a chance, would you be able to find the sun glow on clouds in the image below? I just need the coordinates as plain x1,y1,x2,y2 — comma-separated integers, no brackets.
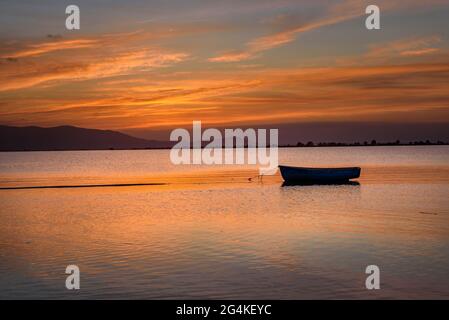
1,39,99,59
0,0,449,132
2,61,448,130
0,32,190,92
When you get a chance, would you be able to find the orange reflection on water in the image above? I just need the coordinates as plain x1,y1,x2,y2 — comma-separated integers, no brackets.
1,167,449,299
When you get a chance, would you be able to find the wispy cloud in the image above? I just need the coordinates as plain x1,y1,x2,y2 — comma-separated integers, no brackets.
1,0,448,131
2,60,448,129
209,0,448,63
335,35,445,67
0,49,188,92
0,30,190,92
209,0,367,62
366,35,442,59
1,39,99,59
400,48,440,56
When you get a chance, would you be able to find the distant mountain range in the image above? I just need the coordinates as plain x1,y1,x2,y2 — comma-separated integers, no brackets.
1,124,448,152
0,125,172,151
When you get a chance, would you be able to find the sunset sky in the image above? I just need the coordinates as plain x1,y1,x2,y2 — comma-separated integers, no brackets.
1,0,448,141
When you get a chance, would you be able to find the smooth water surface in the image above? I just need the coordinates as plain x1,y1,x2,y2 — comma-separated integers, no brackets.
1,146,448,299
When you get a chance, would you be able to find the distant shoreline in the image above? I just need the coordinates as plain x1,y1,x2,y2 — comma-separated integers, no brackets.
1,142,448,152
3,125,448,153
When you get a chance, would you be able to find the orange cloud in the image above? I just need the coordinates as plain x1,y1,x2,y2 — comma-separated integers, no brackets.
2,60,448,130
1,1,449,131
208,52,254,63
0,50,188,92
209,0,447,63
335,35,445,67
1,39,99,59
0,29,191,92
400,48,440,56
208,0,377,62
366,36,442,59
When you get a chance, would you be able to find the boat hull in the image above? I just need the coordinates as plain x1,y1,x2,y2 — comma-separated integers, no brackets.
279,165,361,184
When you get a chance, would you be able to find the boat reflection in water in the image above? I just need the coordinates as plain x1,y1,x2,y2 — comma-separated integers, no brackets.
281,180,360,187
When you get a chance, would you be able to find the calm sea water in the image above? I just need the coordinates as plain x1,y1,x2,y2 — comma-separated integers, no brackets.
0,146,448,299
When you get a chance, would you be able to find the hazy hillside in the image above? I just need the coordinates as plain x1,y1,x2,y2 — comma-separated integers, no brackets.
0,125,171,151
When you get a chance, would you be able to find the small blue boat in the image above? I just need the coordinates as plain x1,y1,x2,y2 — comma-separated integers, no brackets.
279,165,361,184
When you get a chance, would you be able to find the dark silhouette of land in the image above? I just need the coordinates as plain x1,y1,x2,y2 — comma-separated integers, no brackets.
289,139,448,148
126,121,449,145
0,125,447,151
0,125,172,151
